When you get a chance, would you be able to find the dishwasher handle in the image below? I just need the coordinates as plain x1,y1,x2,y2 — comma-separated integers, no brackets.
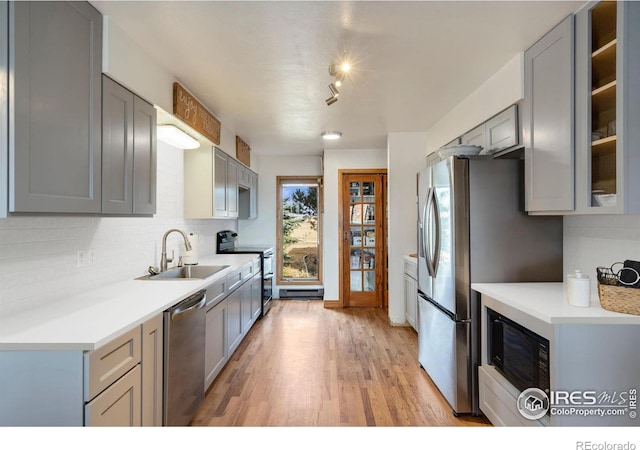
168,290,206,319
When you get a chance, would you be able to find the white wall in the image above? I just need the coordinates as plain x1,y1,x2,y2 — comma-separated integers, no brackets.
425,53,524,154
237,155,322,297
0,142,236,316
102,16,237,157
323,148,388,301
387,133,428,325
564,215,640,292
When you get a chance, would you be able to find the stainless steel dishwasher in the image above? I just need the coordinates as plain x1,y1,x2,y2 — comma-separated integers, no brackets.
163,289,206,426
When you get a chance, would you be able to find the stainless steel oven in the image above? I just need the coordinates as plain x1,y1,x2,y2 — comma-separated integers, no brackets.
217,230,274,318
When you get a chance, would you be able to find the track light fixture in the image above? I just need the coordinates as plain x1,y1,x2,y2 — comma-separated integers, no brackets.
326,54,351,106
326,96,338,106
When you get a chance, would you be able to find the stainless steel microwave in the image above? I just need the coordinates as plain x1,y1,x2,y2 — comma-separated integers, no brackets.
487,308,550,393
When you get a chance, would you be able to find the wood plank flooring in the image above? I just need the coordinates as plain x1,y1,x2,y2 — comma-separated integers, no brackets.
191,300,491,427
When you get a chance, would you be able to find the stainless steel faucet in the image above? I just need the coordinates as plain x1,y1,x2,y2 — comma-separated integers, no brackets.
160,229,193,272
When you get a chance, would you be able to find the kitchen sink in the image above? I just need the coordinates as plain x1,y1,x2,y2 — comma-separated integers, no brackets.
136,265,230,280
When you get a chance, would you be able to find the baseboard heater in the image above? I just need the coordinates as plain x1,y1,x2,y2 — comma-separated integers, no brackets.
279,288,324,300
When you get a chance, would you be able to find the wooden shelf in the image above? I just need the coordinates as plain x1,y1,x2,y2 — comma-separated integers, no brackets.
592,39,617,89
592,38,617,58
591,135,616,157
592,79,616,96
592,80,616,115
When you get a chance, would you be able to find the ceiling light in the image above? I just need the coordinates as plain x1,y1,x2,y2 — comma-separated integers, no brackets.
328,83,340,97
321,131,342,140
157,124,200,149
325,96,338,106
340,62,351,72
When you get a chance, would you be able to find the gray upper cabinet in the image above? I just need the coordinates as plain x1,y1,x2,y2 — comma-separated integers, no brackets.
459,105,519,155
574,1,640,214
185,146,246,219
214,148,230,217
461,124,486,148
102,76,157,215
227,158,239,218
102,76,134,215
0,2,7,217
8,1,102,214
132,96,157,215
239,168,258,220
524,15,575,213
485,106,518,153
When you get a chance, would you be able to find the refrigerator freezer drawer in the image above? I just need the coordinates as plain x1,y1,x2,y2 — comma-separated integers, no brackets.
418,295,472,414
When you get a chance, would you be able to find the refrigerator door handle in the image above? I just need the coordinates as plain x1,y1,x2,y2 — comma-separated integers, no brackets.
432,187,441,276
424,187,435,277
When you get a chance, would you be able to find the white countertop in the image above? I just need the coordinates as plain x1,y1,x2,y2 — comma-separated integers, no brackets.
403,254,417,264
0,254,258,351
472,282,640,325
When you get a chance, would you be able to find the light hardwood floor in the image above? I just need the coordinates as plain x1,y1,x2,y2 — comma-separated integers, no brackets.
191,299,491,427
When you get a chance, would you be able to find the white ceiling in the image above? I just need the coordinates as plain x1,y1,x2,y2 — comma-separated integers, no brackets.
91,1,582,157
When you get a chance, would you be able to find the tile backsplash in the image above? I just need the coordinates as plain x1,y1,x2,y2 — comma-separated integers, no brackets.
0,142,235,316
564,215,640,291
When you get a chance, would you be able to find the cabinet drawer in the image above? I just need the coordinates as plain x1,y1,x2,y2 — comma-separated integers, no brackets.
205,276,227,308
85,364,141,426
227,267,243,292
84,326,141,401
478,365,546,427
252,257,261,274
404,260,417,279
241,262,254,281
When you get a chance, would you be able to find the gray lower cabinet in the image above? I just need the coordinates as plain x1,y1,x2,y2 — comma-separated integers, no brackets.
241,278,253,333
226,288,243,355
102,75,157,215
85,365,142,426
8,1,103,214
403,258,417,332
141,314,163,426
524,15,575,213
205,297,227,391
251,272,262,321
204,257,261,391
0,317,163,426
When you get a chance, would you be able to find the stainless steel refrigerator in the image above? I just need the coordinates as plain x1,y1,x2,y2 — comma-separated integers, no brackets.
417,156,562,415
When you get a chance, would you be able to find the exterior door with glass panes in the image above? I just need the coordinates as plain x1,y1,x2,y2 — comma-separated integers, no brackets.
341,173,386,307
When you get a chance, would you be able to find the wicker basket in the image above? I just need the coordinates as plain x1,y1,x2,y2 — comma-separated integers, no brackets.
597,283,640,315
596,265,640,315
